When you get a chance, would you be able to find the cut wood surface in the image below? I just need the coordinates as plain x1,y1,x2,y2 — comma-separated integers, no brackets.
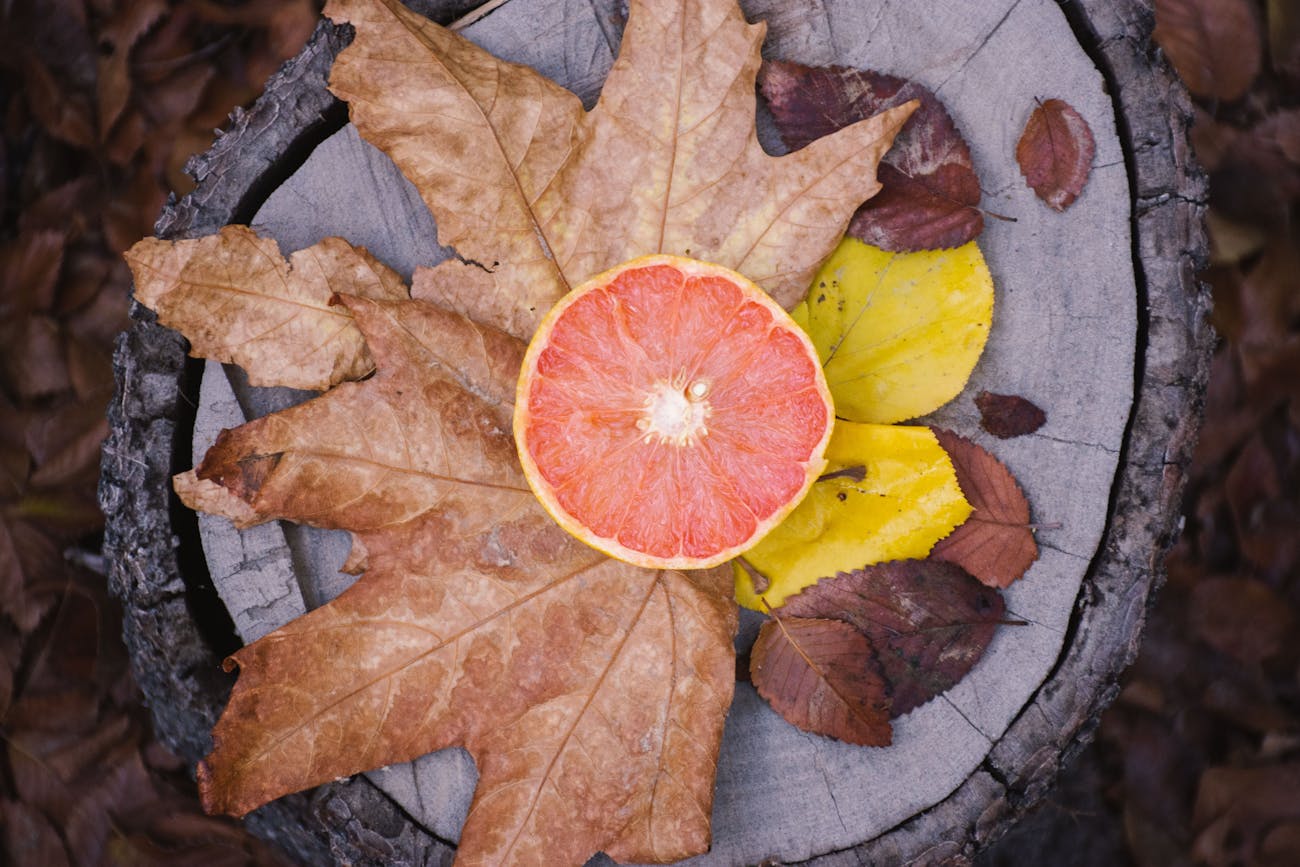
101,0,1211,864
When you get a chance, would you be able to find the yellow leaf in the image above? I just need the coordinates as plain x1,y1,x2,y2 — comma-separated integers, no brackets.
794,238,994,424
734,422,971,609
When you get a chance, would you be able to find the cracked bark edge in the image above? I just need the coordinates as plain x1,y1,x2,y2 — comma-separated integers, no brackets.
800,1,1212,864
99,16,460,867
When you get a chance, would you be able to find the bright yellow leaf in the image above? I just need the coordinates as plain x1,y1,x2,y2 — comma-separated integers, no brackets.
734,422,971,609
793,238,994,424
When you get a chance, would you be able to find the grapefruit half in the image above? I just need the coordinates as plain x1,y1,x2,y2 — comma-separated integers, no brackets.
514,255,834,569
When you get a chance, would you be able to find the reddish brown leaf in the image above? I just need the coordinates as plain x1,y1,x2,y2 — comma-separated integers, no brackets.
2,801,71,867
975,390,1047,439
751,616,891,746
1154,0,1262,101
930,428,1039,588
95,0,168,139
19,55,96,150
0,316,72,402
1188,576,1296,665
0,520,62,634
777,560,1004,716
0,230,65,317
760,60,983,251
1193,764,1300,867
1016,98,1096,212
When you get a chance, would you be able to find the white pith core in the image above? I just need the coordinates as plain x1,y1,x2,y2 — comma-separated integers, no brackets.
637,377,711,445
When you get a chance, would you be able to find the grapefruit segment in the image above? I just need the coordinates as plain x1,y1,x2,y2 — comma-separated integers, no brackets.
515,255,833,569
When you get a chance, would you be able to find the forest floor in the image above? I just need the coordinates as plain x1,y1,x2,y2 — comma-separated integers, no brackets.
2,0,1297,864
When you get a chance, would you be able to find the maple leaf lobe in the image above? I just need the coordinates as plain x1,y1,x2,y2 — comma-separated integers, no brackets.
326,0,916,338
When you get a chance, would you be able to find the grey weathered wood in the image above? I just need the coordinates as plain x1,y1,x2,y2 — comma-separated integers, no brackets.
102,0,1209,864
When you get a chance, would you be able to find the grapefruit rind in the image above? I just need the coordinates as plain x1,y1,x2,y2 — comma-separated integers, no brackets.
514,254,833,570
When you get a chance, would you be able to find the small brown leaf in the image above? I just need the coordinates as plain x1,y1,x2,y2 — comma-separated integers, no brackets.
2,801,71,867
778,560,1004,716
1188,576,1296,665
1016,98,1096,211
751,616,891,746
975,390,1047,438
930,428,1039,588
760,61,983,252
1154,0,1262,101
95,0,168,138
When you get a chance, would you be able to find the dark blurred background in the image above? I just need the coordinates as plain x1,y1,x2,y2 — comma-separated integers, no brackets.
1,0,1296,864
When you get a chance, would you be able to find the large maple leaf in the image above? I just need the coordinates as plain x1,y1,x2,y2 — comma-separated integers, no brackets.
183,296,737,864
326,0,914,339
129,0,915,862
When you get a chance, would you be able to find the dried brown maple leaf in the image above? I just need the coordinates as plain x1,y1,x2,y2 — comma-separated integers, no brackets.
126,226,408,390
181,294,738,865
975,390,1047,439
778,559,1005,717
750,615,891,746
325,0,916,339
929,428,1039,588
1016,98,1095,212
760,60,983,252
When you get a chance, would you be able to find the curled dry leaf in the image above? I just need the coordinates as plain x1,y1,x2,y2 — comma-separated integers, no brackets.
325,0,916,337
778,560,1005,717
929,428,1039,588
761,60,983,252
182,295,737,866
1153,0,1262,102
125,226,408,390
750,616,891,746
1016,98,1096,212
975,390,1047,439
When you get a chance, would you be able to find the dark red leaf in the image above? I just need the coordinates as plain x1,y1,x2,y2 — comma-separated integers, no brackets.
1188,576,1295,665
1,801,71,867
778,560,1004,716
930,428,1039,588
760,60,982,251
975,390,1047,438
1016,98,1095,211
1153,0,1262,102
751,616,891,745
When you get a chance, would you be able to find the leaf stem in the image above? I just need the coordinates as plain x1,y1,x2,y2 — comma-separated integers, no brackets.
736,556,771,594
818,465,866,483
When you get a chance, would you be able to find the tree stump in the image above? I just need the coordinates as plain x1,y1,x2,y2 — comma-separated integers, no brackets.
100,0,1210,863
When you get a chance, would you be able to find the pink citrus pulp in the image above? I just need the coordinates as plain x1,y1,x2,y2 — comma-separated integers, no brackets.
514,255,833,569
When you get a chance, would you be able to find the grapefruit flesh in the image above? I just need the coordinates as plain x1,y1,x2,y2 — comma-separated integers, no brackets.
515,255,833,569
